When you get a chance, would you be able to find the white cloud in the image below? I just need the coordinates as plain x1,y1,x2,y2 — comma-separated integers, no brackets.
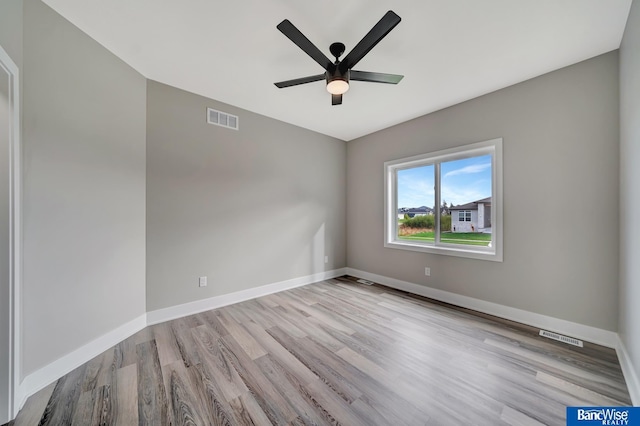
444,162,491,178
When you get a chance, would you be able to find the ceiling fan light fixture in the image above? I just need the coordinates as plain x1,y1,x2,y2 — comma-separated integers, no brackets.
326,78,349,95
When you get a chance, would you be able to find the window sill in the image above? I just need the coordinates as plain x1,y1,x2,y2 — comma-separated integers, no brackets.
384,240,503,262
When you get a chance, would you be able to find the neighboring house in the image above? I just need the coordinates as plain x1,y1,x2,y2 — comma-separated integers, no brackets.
450,197,491,232
398,206,433,219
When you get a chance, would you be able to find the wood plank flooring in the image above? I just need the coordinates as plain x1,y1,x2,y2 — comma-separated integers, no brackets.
10,276,632,425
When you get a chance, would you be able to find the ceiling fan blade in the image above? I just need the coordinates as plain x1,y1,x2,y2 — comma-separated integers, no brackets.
332,94,342,105
350,70,404,84
339,10,401,73
274,74,325,88
277,19,333,71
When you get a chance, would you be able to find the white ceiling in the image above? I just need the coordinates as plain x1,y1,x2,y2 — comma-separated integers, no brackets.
42,0,632,141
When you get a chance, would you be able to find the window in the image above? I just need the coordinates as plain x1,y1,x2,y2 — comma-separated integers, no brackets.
384,138,503,261
458,210,471,222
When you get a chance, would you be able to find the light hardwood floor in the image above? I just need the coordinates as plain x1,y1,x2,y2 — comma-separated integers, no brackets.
10,276,631,425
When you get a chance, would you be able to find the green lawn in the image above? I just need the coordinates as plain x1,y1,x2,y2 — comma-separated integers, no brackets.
399,232,491,246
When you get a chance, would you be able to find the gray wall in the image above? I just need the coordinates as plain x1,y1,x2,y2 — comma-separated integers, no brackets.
0,0,23,69
146,81,346,311
619,0,640,397
22,0,147,375
347,51,619,331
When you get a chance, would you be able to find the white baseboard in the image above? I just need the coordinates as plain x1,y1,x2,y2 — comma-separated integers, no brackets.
16,313,147,412
147,268,348,326
617,337,640,406
345,268,618,348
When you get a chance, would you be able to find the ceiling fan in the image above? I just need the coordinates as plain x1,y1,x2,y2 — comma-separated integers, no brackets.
274,10,404,105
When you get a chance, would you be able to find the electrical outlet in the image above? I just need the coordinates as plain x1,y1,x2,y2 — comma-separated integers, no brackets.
425,267,431,276
324,255,329,264
199,276,207,287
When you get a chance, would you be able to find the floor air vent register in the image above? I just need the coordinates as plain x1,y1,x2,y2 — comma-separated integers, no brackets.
539,329,584,347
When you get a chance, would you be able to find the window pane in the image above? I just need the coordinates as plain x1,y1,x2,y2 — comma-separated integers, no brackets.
385,138,501,261
397,165,435,242
441,155,492,247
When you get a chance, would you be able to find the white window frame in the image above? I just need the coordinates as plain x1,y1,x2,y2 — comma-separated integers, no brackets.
458,210,472,222
384,138,503,262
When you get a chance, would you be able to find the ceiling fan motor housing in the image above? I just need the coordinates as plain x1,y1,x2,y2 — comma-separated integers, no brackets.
327,67,349,84
326,68,350,95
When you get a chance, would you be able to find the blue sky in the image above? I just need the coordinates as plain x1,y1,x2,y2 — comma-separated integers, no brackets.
397,155,492,208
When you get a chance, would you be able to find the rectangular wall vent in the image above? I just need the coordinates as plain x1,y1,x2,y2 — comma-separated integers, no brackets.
539,330,583,347
207,108,239,130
